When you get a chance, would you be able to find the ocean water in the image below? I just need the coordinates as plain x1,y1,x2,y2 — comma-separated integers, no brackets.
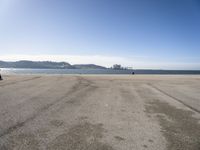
1,68,200,75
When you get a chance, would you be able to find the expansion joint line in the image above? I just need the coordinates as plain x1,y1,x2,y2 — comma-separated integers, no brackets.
147,83,200,114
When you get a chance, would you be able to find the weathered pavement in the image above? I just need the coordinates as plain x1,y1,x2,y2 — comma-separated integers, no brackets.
0,75,200,150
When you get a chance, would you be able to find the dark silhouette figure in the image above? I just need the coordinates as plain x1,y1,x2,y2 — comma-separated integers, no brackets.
0,74,3,80
132,72,135,75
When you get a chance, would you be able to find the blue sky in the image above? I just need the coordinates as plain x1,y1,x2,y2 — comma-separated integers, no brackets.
0,0,200,69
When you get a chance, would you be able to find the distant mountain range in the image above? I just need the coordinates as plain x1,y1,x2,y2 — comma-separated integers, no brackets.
0,60,107,69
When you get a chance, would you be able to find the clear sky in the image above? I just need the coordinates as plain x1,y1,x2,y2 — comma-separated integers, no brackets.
0,0,200,69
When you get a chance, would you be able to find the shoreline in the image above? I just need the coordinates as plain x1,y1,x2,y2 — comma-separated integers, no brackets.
1,68,200,75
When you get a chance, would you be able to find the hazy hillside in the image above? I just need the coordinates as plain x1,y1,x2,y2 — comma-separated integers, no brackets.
73,64,106,69
0,61,106,69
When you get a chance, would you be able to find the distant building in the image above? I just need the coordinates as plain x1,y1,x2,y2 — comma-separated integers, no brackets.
112,64,132,70
112,64,123,70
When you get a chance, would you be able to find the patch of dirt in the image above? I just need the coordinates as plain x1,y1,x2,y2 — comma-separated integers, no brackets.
145,100,200,150
47,121,114,150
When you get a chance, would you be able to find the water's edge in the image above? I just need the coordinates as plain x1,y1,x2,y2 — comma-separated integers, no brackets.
1,68,200,75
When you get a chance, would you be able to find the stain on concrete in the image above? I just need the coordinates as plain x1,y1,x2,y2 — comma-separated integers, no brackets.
114,136,125,141
1,133,40,150
148,139,154,143
121,109,126,112
47,121,114,150
143,144,148,148
50,120,64,127
145,100,200,150
37,128,49,138
79,116,88,120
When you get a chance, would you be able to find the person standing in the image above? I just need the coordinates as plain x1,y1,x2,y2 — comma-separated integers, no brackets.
0,69,2,80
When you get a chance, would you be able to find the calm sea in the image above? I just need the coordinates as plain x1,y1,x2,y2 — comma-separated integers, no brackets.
1,68,200,75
